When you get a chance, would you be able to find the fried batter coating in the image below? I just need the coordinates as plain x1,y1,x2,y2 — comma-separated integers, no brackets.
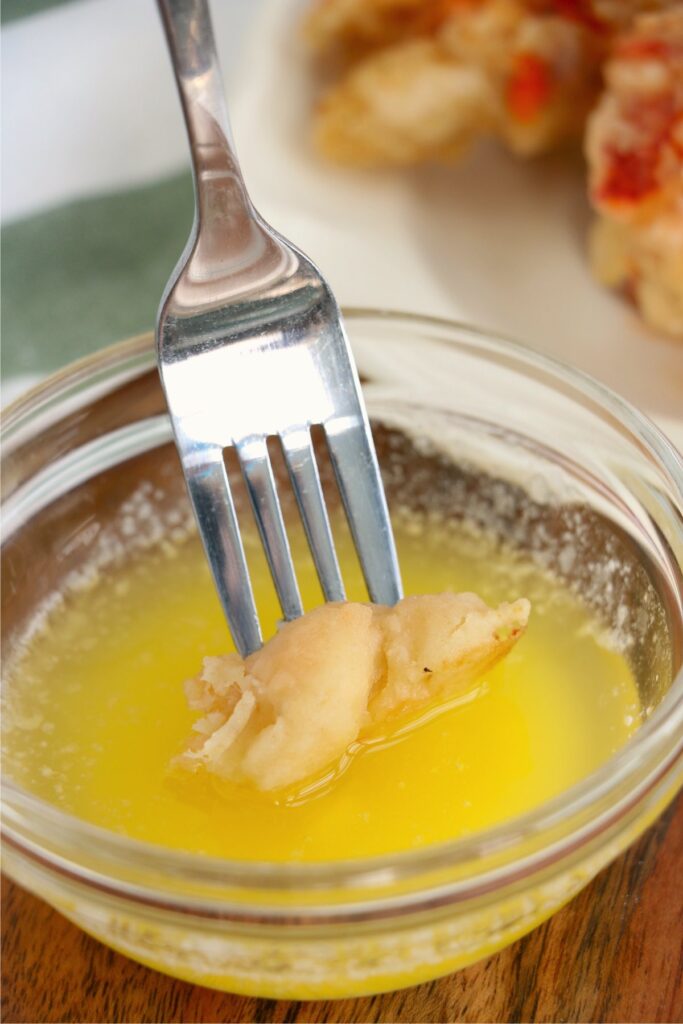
314,38,497,165
311,0,601,164
177,593,530,791
439,0,601,154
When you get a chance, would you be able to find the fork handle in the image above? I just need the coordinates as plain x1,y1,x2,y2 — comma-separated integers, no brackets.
157,0,253,228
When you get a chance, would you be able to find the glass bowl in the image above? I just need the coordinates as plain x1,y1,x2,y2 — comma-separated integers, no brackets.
2,310,682,1000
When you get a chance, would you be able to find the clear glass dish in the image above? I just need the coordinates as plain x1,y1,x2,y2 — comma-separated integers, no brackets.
2,310,682,1000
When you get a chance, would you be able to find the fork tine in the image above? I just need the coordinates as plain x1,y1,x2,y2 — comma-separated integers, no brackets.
183,446,262,656
325,418,403,606
280,429,345,603
236,436,303,621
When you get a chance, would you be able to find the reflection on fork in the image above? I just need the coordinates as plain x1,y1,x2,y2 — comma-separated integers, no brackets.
156,0,402,655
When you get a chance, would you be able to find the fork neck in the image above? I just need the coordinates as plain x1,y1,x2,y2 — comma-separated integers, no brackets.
157,0,253,232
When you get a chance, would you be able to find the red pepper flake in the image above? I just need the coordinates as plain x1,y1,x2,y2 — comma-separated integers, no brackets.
506,52,554,123
597,147,660,206
596,97,676,208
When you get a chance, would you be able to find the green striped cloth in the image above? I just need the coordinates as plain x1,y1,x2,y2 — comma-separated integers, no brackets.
2,172,192,378
1,0,252,398
2,0,76,24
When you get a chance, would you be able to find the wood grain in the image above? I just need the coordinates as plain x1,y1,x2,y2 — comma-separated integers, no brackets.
2,793,682,1024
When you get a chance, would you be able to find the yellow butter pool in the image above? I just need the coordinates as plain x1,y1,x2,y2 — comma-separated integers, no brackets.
3,509,640,863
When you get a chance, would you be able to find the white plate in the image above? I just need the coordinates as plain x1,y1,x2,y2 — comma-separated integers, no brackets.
230,0,683,451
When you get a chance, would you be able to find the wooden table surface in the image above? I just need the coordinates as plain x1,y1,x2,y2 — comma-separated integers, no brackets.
2,793,682,1024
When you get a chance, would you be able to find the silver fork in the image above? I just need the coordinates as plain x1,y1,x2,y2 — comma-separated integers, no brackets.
156,0,402,656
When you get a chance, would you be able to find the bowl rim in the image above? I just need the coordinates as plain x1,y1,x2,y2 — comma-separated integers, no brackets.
2,308,682,917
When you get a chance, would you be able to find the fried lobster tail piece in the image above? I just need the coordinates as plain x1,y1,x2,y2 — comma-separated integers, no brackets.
176,593,530,792
306,0,605,166
586,9,683,336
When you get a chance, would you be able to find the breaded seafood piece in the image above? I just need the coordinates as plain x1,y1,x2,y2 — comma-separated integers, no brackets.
311,0,601,164
304,0,677,55
369,592,530,719
439,0,602,154
304,0,453,53
313,37,497,165
586,10,683,335
177,592,530,791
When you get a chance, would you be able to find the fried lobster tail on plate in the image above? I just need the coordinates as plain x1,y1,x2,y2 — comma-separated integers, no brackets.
304,0,683,338
586,9,683,336
306,0,605,165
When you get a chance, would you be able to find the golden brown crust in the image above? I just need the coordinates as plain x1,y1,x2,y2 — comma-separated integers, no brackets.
313,38,496,166
310,0,603,165
304,0,466,54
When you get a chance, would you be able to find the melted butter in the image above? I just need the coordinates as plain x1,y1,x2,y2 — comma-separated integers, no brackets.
3,514,640,861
